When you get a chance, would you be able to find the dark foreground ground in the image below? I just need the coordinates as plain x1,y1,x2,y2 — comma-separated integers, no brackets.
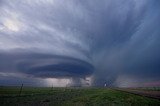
116,87,160,100
0,86,160,106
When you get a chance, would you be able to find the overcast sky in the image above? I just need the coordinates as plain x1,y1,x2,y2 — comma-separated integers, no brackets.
0,0,160,87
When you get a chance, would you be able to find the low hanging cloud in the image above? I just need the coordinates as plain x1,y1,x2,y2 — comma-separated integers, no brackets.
17,53,94,78
0,52,93,77
0,0,160,87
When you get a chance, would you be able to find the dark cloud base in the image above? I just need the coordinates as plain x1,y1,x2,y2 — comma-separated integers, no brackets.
0,51,94,79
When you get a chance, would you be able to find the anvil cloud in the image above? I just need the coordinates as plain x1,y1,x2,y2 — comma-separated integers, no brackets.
0,0,160,87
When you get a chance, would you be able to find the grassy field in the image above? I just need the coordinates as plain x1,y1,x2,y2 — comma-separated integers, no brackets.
0,86,160,106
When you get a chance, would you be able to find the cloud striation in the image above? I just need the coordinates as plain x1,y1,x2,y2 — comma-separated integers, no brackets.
0,0,160,87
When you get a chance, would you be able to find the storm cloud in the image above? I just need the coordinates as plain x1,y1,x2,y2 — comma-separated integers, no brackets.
0,0,160,87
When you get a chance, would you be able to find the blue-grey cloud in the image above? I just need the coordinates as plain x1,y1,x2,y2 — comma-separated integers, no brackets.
0,52,93,77
17,54,93,78
0,0,160,87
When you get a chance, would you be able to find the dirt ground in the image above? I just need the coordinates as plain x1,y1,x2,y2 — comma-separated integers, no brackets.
116,88,160,100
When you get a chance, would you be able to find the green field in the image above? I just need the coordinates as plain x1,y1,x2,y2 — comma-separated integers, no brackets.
0,86,160,106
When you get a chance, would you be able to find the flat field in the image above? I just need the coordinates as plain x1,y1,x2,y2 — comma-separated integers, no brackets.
0,86,160,106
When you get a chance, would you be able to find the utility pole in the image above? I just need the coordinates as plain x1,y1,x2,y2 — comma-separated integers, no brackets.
51,84,53,91
19,83,23,96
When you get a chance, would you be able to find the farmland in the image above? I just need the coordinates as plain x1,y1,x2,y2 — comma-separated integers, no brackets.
0,86,160,106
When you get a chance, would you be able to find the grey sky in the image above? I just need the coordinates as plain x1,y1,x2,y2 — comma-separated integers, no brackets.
0,0,160,87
